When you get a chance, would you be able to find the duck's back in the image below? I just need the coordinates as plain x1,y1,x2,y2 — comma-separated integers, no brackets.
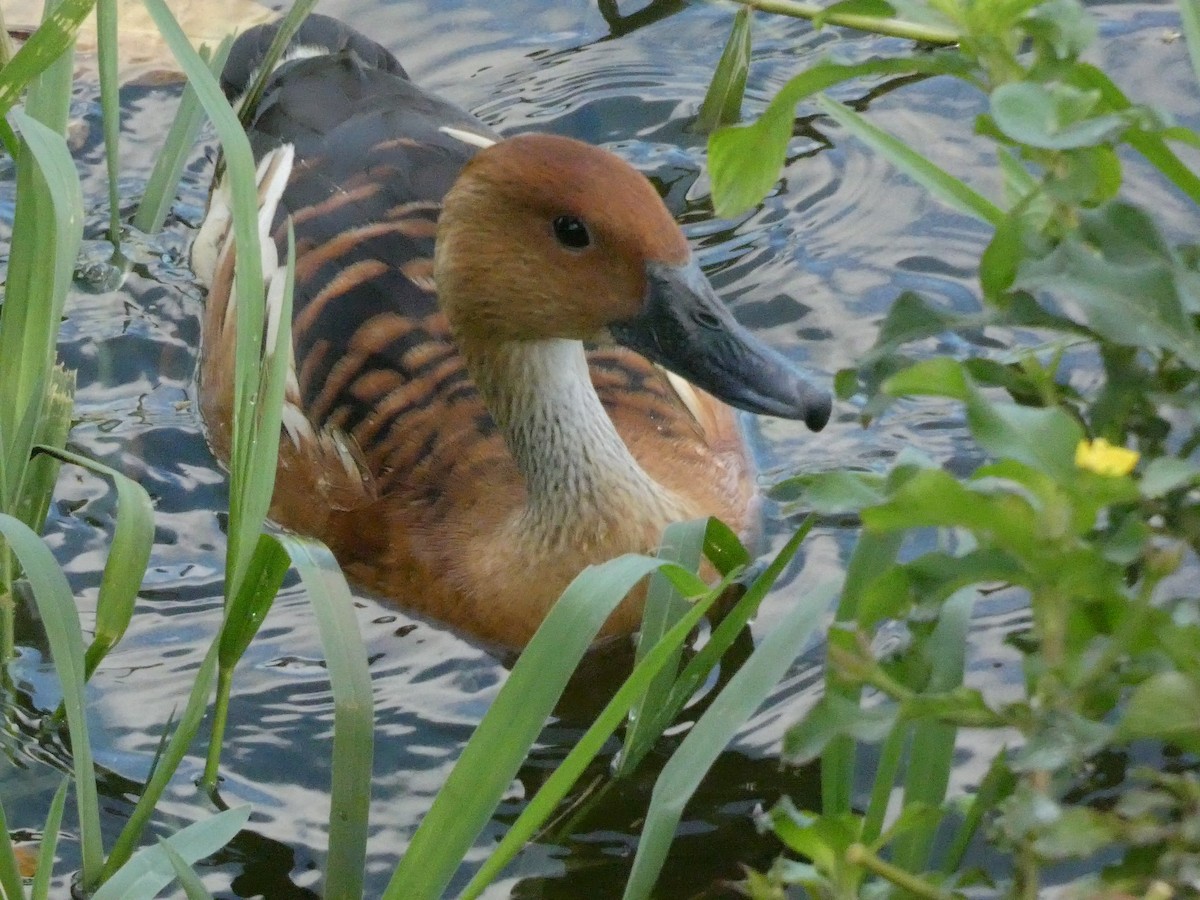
195,17,757,645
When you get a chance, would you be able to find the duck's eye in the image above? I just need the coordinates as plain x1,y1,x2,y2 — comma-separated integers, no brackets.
553,215,591,250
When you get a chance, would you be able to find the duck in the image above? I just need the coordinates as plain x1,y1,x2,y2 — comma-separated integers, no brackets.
192,14,831,648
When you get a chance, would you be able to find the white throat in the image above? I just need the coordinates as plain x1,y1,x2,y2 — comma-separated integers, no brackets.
467,338,684,545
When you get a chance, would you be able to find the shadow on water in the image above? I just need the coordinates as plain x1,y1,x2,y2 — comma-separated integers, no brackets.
2,0,1197,896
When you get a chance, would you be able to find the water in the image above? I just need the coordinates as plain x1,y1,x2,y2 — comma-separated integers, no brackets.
2,1,1197,896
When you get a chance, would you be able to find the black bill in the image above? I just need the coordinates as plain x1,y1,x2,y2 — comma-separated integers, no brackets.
610,259,832,431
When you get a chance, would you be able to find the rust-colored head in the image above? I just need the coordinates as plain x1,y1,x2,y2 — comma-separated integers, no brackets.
435,133,689,343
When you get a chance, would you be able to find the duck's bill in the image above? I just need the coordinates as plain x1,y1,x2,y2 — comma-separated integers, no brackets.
610,259,832,431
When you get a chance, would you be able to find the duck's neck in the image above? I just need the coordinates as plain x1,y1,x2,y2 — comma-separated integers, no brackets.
462,337,683,547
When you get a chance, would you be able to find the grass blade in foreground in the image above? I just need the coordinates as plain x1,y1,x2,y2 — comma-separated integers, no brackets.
0,514,102,886
102,642,221,881
91,806,251,900
622,579,838,900
274,533,373,900
696,5,752,133
622,519,708,769
134,39,233,234
33,447,154,681
141,0,270,596
814,95,1003,226
0,794,26,900
158,840,216,900
0,0,94,121
29,778,69,900
383,553,692,900
460,563,719,900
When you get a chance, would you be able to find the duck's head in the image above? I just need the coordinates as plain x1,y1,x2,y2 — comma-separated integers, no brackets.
435,133,832,431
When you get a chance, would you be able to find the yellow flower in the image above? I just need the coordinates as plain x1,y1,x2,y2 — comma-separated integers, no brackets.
1075,438,1139,477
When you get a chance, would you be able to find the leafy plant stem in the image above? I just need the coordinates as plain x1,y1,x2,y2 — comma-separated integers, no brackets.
201,667,234,797
844,843,952,900
724,0,959,44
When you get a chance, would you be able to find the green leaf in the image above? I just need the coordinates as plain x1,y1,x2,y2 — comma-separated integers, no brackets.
622,581,838,899
708,52,970,217
964,383,1083,482
278,534,373,900
1182,0,1200,90
813,0,895,29
0,514,102,886
157,840,215,900
92,806,251,900
766,798,861,875
783,692,898,764
622,520,707,776
135,38,234,234
991,82,1128,150
29,779,69,900
882,357,970,400
461,556,730,899
1014,202,1200,368
33,447,154,681
103,643,221,880
696,6,752,133
772,471,886,514
1019,0,1097,59
1139,457,1200,499
217,533,290,670
384,553,678,900
1116,672,1200,752
0,793,26,900
0,0,94,118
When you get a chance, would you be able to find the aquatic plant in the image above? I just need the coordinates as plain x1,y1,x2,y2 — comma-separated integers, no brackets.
702,0,1200,895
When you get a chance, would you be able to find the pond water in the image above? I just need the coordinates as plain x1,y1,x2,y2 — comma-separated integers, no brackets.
2,0,1198,897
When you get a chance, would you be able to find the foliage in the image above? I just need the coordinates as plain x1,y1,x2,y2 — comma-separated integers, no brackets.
704,0,1200,896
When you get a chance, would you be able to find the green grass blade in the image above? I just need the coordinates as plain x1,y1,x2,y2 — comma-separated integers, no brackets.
1179,0,1200,95
861,722,907,845
236,0,320,125
660,516,815,726
92,806,251,900
157,839,215,900
95,0,121,247
0,112,83,469
29,778,69,900
0,793,27,900
0,514,102,887
140,0,268,596
890,588,973,871
823,530,902,816
134,38,233,234
461,570,728,900
103,641,220,880
622,580,838,900
272,534,372,900
202,533,289,793
815,95,1004,226
32,447,154,680
696,5,752,132
0,0,92,121
621,519,708,774
383,553,677,900
15,369,75,536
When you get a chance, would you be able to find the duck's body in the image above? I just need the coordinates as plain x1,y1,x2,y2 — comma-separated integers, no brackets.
194,15,829,648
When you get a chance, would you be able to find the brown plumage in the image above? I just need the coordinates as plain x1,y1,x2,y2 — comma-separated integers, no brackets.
194,15,830,648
